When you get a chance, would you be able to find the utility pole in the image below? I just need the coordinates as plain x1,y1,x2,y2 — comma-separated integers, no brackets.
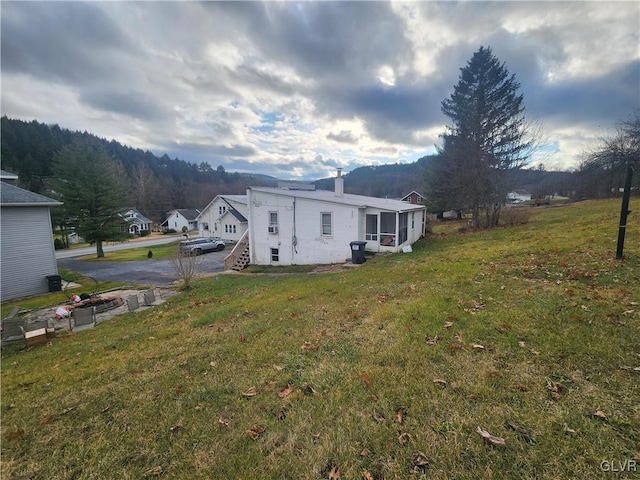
616,162,635,259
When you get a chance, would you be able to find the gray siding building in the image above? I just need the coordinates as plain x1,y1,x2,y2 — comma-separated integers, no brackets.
1,178,62,301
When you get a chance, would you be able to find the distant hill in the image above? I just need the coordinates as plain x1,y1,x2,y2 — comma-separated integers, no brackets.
315,156,575,200
0,116,278,221
1,116,578,219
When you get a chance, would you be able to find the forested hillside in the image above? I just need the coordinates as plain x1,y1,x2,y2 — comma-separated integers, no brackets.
3,117,628,223
0,117,276,222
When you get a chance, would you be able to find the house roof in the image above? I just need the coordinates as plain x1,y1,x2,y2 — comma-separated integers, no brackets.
122,208,152,224
401,191,426,201
220,207,248,223
174,209,200,221
196,194,248,221
248,187,426,213
1,181,62,207
0,170,19,180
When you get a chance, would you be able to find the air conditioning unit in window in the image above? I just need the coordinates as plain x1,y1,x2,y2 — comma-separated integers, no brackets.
268,225,278,234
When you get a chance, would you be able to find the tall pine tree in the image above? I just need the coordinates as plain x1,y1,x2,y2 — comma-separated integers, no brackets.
434,46,532,227
50,140,130,257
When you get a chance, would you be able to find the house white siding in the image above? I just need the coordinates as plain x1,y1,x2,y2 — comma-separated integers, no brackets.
247,187,426,266
197,196,248,242
1,206,58,301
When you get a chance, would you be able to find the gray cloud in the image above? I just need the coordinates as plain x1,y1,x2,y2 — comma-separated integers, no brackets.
1,1,638,179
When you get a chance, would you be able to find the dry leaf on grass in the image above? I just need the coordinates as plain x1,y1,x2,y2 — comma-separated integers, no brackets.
396,407,404,423
245,424,265,440
361,372,371,386
218,417,231,428
328,465,341,479
278,384,293,398
360,448,371,457
398,432,412,444
563,423,577,435
5,429,24,442
476,427,506,447
444,321,454,329
433,379,447,388
372,410,386,423
472,343,485,350
593,410,608,419
143,466,163,476
413,451,430,470
242,386,257,398
301,341,318,351
361,468,374,480
518,341,539,355
425,335,439,345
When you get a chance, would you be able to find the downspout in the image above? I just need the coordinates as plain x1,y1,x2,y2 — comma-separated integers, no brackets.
292,197,298,256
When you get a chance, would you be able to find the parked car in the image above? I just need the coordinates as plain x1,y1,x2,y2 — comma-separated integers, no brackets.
179,238,226,255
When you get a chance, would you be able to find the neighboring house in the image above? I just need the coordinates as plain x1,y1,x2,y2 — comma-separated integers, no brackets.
120,208,153,235
245,170,426,266
1,178,62,301
402,191,427,205
162,209,200,232
507,190,531,204
196,195,248,242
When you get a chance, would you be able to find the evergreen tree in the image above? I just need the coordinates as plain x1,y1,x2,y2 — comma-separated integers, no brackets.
434,46,532,227
50,140,130,257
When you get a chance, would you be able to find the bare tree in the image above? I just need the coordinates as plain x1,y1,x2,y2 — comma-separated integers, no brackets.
170,245,202,290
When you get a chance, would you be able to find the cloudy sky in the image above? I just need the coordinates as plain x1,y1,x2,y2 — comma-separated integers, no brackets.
2,1,638,180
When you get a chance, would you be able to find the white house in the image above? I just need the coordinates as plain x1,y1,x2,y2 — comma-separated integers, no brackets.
245,171,426,266
120,208,153,235
162,209,200,232
1,175,62,301
196,195,248,242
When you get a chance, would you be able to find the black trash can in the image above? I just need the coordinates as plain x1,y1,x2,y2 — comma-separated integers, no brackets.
349,241,367,264
46,274,62,292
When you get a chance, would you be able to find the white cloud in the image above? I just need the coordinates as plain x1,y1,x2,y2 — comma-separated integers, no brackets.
1,1,638,179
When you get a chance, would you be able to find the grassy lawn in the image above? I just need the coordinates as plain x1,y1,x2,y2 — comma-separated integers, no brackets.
2,199,638,479
76,240,182,262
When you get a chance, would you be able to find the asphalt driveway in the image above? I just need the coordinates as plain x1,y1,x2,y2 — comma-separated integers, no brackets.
57,249,227,287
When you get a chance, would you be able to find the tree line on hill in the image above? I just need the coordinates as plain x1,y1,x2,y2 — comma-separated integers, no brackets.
0,116,275,224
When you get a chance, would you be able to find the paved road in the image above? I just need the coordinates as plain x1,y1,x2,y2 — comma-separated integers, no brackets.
55,234,184,259
57,247,228,287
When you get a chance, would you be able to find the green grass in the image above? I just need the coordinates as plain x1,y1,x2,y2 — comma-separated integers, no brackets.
76,240,181,261
2,199,639,479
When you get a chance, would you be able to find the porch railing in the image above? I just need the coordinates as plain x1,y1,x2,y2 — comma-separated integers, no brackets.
223,230,249,270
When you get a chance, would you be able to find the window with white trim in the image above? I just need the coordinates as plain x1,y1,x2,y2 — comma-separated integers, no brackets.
271,248,279,262
321,212,332,236
366,214,378,241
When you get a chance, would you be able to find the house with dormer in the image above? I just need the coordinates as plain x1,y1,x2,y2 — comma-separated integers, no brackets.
196,195,248,242
120,208,153,235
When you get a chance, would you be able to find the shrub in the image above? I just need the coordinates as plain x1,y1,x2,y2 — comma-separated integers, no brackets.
140,229,150,237
54,238,65,250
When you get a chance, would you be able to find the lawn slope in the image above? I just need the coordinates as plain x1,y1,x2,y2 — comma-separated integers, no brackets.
2,199,638,479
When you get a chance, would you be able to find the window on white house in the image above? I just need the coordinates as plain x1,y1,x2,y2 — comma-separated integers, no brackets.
411,213,415,229
321,212,332,236
366,214,378,241
203,223,209,231
269,212,278,227
232,225,237,233
219,206,226,215
271,248,279,262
